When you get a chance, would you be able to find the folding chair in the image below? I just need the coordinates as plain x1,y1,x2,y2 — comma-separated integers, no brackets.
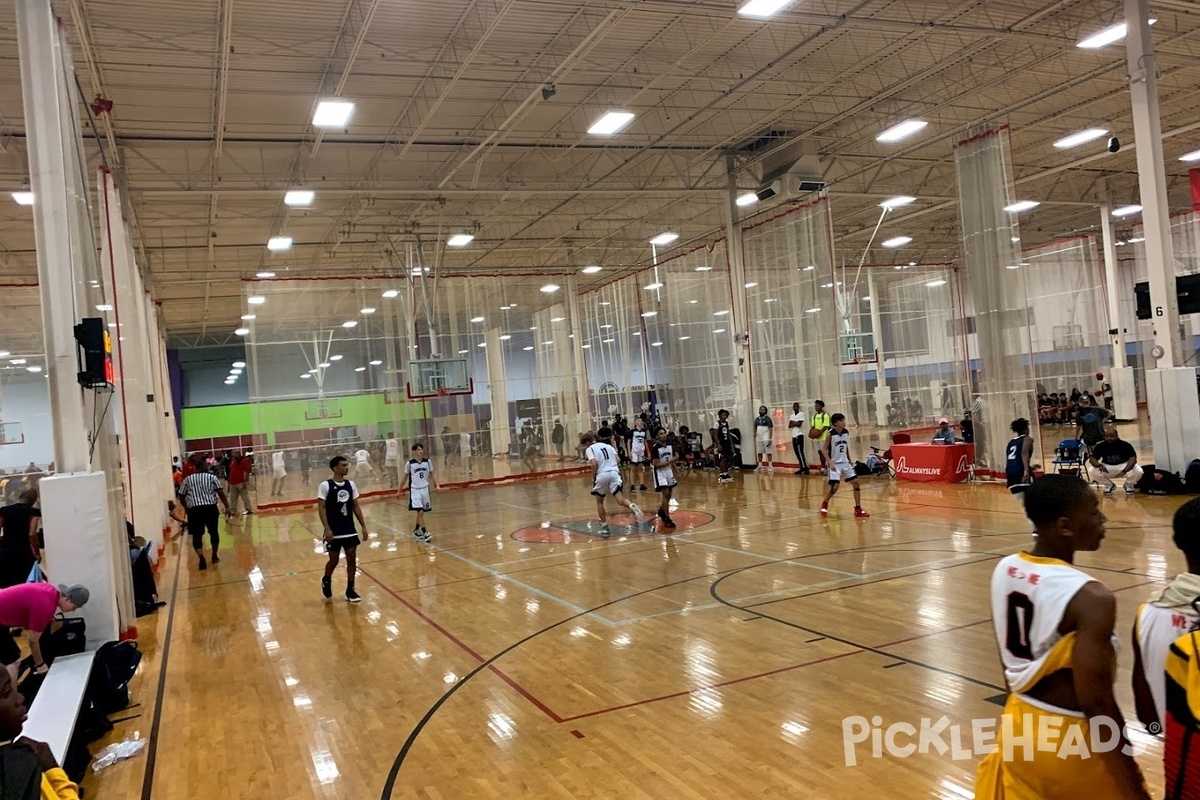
1052,439,1087,477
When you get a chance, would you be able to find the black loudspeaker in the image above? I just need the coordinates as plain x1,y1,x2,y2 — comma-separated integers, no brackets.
73,316,113,388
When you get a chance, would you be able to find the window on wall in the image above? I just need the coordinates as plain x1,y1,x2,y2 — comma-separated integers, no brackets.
881,291,931,358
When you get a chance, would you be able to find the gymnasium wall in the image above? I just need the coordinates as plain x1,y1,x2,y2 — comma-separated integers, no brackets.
0,375,54,470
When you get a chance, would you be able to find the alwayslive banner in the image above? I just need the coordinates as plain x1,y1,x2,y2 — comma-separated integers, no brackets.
1191,169,1200,212
892,443,974,483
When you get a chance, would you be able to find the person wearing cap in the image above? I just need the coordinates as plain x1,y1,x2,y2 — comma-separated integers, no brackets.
932,418,956,444
0,582,89,682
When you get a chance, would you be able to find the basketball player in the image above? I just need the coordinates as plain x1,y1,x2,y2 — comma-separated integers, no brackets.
819,414,868,518
319,456,369,603
713,409,738,484
400,443,438,543
354,445,375,482
270,449,287,496
583,429,643,538
975,475,1150,800
754,405,774,472
650,427,678,529
1132,497,1200,733
628,417,650,493
1006,418,1035,495
384,436,399,487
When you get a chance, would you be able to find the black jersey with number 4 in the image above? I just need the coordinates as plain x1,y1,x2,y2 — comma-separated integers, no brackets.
716,421,733,445
319,479,359,537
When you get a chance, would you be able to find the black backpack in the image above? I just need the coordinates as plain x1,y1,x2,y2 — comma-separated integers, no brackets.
1185,459,1200,493
0,742,43,800
87,641,141,714
1136,465,1186,495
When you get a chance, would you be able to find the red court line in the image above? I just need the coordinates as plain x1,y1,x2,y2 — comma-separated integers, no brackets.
256,466,589,511
557,649,865,723
358,565,564,723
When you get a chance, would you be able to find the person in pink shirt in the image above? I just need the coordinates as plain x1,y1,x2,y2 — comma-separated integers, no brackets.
0,583,88,682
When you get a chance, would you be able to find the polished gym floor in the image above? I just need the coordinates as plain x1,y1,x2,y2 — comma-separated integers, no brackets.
91,422,1176,799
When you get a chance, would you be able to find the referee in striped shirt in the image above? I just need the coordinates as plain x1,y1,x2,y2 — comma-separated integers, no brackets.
178,462,229,570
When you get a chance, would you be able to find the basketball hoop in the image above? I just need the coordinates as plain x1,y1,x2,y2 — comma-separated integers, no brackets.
436,386,449,398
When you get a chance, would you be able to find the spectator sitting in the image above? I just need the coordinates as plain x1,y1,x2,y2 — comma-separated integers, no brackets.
0,668,79,799
931,418,956,444
1088,428,1143,495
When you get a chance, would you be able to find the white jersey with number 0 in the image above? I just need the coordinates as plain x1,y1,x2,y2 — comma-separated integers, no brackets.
587,442,620,476
990,553,1099,697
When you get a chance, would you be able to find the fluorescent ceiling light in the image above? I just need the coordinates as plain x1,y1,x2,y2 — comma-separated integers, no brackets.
256,271,276,279
688,300,698,304
382,289,399,298
651,341,663,347
745,282,757,288
361,307,376,314
543,341,554,346
805,308,821,314
764,298,777,303
266,236,292,252
247,295,266,305
233,361,246,368
471,316,485,323
447,233,474,247
641,311,657,317
1179,149,1200,163
803,265,815,271
230,369,243,375
880,196,916,210
300,373,312,379
1004,200,1040,213
235,328,250,336
736,192,759,207
581,344,591,349
587,111,635,136
862,296,871,302
95,304,113,312
10,359,26,365
523,346,534,351
1054,128,1108,149
679,336,691,341
1112,204,1143,218
645,283,663,290
882,236,913,248
312,100,354,128
318,362,331,369
499,334,512,340
737,0,791,17
926,280,947,288
342,320,358,328
284,190,314,207
25,365,42,374
551,317,565,322
650,233,679,246
329,355,343,362
369,360,382,366
241,314,256,321
876,120,927,143
695,266,712,272
11,192,34,206
355,366,366,372
1077,18,1156,49
0,351,8,358
477,342,487,348
713,329,726,334
713,310,729,316
540,284,560,294
582,265,602,274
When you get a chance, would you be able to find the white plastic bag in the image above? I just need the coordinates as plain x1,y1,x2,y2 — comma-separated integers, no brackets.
91,736,147,772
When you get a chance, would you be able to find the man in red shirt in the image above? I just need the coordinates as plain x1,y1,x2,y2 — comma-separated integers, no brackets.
227,452,254,516
0,583,89,682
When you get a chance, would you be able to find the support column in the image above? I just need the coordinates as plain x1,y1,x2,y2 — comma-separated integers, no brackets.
724,155,754,446
17,0,90,471
485,328,510,456
566,277,591,442
1100,203,1138,421
867,271,890,425
1126,0,1200,471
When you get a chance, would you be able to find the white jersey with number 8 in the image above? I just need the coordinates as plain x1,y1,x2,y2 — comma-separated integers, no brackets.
990,553,1101,698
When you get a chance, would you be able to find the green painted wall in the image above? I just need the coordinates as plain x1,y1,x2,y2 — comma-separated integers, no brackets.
181,393,431,442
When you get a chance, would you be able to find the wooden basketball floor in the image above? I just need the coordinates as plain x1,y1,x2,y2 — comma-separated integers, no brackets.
92,423,1178,799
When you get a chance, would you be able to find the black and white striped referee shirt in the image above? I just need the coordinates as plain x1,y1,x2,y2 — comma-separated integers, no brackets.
180,472,222,507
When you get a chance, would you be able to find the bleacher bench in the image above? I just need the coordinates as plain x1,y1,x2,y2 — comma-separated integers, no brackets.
20,650,96,762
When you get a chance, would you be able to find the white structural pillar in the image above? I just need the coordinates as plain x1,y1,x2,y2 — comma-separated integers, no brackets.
724,155,754,448
17,0,128,642
1126,0,1200,472
484,328,511,456
867,270,890,425
566,276,591,441
16,0,91,471
1100,203,1138,421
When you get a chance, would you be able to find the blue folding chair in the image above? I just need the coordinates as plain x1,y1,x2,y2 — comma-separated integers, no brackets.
1052,439,1086,477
